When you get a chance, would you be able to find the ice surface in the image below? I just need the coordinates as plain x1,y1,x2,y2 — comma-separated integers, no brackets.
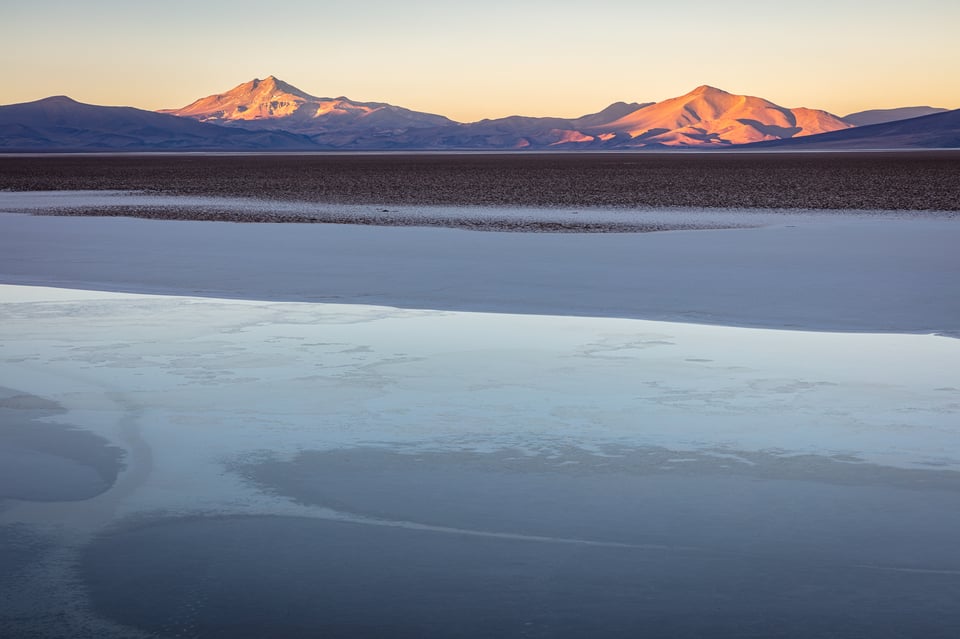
2,192,959,636
2,284,957,514
2,192,958,335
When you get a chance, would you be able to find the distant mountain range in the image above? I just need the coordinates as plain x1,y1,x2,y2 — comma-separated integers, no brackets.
1,77,956,151
160,77,455,135
0,94,320,151
160,77,849,149
748,108,960,150
842,106,948,127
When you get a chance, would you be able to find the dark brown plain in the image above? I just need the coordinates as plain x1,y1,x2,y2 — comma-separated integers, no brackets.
2,151,959,211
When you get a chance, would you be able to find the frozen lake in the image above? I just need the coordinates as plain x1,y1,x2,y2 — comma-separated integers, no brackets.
1,192,958,335
1,195,959,637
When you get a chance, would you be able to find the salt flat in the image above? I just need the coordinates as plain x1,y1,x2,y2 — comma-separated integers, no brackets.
1,192,958,335
2,284,957,473
1,284,959,637
1,195,959,637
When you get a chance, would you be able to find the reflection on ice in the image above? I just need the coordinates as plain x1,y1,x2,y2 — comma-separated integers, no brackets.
2,284,959,637
0,388,124,502
2,283,958,481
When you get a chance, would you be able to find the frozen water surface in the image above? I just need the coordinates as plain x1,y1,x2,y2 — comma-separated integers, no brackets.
1,284,959,637
1,193,959,637
2,192,959,335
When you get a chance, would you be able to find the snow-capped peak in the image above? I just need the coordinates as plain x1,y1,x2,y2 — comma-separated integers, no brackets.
162,77,454,132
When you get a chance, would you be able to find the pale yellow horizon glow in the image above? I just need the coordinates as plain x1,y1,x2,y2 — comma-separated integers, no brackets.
2,1,959,122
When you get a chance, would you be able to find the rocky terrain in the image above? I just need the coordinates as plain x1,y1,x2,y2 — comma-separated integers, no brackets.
2,152,959,212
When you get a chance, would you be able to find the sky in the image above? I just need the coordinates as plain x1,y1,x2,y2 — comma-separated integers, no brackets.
2,0,958,122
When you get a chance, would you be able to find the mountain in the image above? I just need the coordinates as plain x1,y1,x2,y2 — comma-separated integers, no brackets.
162,76,454,136
3,81,952,152
843,106,949,127
420,102,655,149
408,115,586,150
160,77,658,150
161,80,850,149
570,101,651,128
404,86,850,150
579,85,852,147
0,95,322,151
386,103,653,150
743,109,960,149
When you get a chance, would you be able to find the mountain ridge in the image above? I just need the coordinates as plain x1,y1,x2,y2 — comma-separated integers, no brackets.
159,78,853,149
843,106,949,127
0,94,322,151
2,80,957,151
162,76,455,135
583,85,851,146
743,108,960,149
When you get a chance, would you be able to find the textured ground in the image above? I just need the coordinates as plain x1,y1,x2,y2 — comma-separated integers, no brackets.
2,151,959,211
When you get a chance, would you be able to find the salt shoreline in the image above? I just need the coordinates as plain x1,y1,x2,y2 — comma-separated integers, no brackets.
3,190,955,231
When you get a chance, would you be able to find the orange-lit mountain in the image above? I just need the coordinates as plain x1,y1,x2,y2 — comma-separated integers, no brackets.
585,85,852,147
161,76,454,135
160,79,851,149
6,79,954,151
387,86,850,149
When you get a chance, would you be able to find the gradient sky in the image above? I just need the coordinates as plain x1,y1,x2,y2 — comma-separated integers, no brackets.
3,0,958,122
